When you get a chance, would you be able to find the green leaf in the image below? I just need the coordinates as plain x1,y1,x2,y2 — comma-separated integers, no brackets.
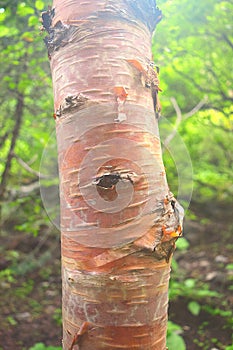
8,82,16,89
28,15,39,27
167,321,182,335
167,332,186,350
29,342,62,350
226,263,233,270
35,0,45,11
17,3,34,16
196,289,220,298
167,321,186,350
7,316,17,326
184,279,196,288
188,301,201,316
176,238,190,251
0,25,9,37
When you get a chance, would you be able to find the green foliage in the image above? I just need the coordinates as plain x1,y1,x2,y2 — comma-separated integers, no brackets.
52,308,62,326
13,196,46,236
0,267,16,283
187,301,201,316
175,237,190,251
203,304,233,325
15,279,34,298
193,319,233,349
0,0,53,197
169,276,220,300
7,315,18,326
168,261,231,335
154,0,233,203
226,264,233,270
29,344,62,350
167,321,186,350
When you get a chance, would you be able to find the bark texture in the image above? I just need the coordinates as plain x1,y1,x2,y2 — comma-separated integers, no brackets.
44,1,183,349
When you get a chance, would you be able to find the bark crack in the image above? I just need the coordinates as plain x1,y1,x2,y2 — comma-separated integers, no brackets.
93,172,134,190
55,94,90,118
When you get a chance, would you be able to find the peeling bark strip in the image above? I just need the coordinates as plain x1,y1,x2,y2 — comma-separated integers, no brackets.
127,59,162,118
47,1,183,349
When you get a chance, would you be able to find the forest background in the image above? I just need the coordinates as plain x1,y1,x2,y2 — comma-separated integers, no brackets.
0,0,232,349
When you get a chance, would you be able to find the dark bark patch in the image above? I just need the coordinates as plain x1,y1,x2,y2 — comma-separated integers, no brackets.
42,8,77,58
93,172,135,202
153,238,177,263
55,94,89,118
93,173,123,189
97,1,162,33
125,0,162,33
44,21,75,58
93,171,135,189
41,7,55,32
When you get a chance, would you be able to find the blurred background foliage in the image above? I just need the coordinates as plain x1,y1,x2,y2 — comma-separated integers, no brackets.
0,0,232,349
154,0,233,205
0,0,54,233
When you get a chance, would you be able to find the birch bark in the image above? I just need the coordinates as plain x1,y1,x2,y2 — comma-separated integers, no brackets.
43,1,183,349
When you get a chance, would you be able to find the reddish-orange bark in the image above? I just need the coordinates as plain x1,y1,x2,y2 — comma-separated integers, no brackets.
44,1,183,349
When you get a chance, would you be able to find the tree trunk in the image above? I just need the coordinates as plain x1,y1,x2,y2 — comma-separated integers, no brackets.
0,93,24,198
43,1,183,349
